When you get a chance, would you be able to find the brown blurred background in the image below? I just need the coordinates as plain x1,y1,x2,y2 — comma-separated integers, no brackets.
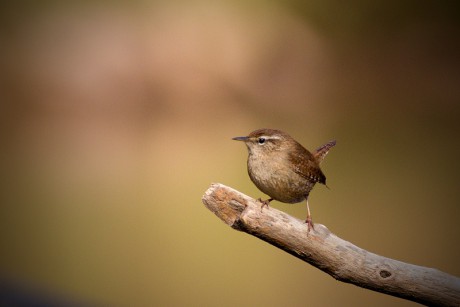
1,1,459,306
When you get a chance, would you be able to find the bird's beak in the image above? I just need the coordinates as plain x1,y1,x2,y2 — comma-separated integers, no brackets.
232,136,249,141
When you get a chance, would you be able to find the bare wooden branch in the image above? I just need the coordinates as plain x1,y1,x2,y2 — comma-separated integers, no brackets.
202,183,460,306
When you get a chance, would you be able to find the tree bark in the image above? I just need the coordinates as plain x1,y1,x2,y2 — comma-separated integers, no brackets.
202,183,460,306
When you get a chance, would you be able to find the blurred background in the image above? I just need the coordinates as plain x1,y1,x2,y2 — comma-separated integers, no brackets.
1,1,459,306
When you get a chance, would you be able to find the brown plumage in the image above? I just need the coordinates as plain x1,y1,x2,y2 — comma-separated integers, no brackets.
233,128,336,231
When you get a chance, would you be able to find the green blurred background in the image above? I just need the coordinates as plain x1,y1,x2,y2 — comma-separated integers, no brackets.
1,1,459,306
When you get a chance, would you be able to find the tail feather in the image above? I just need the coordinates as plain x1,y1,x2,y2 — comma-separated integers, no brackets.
314,140,336,164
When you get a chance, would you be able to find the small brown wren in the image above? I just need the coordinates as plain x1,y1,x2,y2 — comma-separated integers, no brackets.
233,128,336,232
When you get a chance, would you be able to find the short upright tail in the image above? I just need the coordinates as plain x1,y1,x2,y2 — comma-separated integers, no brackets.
314,140,336,164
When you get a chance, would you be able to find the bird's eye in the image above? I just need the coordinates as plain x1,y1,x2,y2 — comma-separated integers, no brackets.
258,137,266,144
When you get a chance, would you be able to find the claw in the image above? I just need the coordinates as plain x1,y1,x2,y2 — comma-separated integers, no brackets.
305,216,315,232
258,198,273,211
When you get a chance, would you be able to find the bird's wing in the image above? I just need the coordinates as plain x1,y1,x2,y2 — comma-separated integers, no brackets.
288,144,326,185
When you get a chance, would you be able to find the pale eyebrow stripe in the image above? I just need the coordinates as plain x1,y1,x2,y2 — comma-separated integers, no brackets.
265,135,281,140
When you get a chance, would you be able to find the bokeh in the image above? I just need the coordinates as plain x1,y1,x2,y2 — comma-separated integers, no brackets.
1,1,459,306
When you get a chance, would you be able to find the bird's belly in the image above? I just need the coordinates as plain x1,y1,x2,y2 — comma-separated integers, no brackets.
248,159,314,203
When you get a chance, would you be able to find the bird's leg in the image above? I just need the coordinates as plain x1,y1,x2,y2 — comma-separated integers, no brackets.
305,198,315,232
258,198,273,211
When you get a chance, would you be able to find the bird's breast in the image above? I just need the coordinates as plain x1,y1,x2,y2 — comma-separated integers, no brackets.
247,154,314,203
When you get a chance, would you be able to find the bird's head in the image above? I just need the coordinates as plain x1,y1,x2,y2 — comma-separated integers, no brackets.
232,128,293,155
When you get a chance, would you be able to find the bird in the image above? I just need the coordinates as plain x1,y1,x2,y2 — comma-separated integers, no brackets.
233,128,336,232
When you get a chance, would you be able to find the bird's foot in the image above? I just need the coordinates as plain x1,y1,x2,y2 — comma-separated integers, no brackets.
257,198,272,211
305,217,315,232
